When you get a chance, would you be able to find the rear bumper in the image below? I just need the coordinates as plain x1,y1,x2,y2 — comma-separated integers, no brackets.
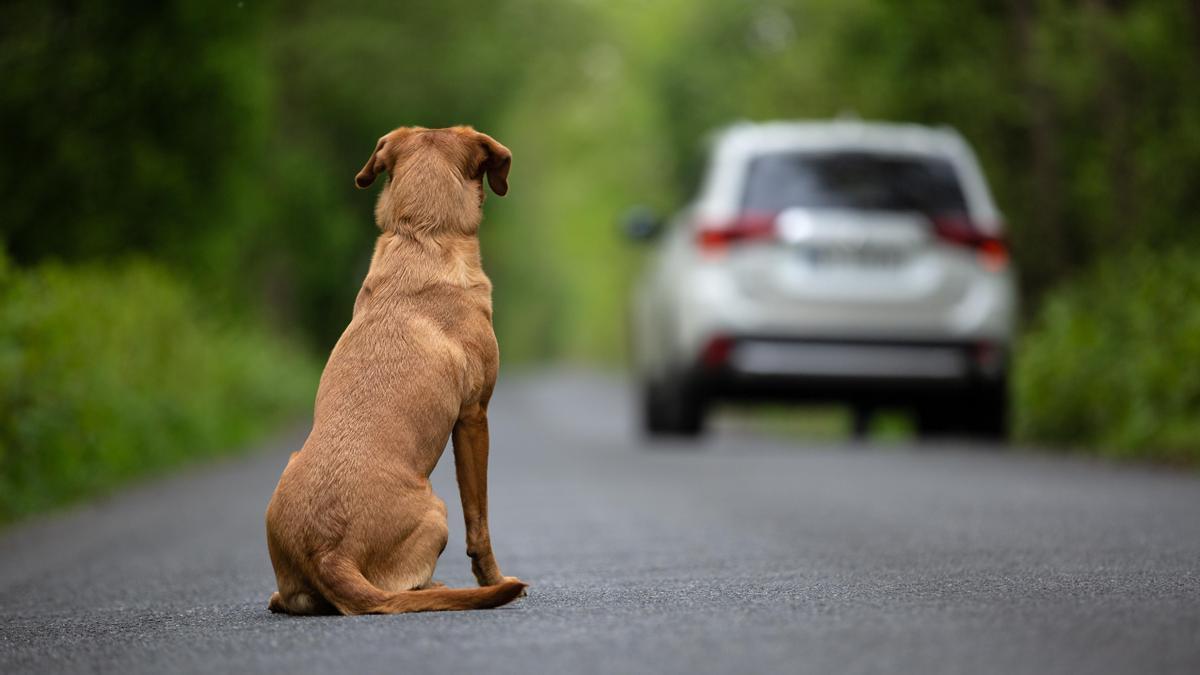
691,336,1006,404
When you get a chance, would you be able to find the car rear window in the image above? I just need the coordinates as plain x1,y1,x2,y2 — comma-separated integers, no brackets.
742,151,969,216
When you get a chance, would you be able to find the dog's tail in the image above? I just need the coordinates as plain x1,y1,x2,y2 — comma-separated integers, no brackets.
316,555,526,615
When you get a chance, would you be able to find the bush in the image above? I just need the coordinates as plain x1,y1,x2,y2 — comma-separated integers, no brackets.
1015,248,1200,464
0,253,318,522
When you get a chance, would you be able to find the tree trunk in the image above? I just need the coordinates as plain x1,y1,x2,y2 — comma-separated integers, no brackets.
1085,0,1134,249
1008,0,1065,297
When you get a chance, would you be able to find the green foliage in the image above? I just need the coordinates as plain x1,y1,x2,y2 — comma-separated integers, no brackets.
1015,249,1200,463
0,0,270,269
3,0,1199,472
5,1,1199,362
0,253,317,522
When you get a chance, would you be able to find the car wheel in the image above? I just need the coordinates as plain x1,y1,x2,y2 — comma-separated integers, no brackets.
915,399,957,438
915,384,1009,441
965,382,1008,441
641,376,706,438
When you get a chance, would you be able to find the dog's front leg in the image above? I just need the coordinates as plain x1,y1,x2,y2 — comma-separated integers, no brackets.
452,406,516,587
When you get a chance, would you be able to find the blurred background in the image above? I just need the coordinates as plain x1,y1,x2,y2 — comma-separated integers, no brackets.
2,0,1199,524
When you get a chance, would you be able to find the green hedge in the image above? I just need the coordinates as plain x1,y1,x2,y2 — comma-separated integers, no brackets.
1015,249,1200,464
0,254,317,522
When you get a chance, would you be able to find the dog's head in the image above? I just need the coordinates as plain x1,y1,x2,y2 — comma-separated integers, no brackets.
355,126,511,235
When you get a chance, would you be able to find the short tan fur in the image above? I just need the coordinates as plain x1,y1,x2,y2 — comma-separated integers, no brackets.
265,125,524,615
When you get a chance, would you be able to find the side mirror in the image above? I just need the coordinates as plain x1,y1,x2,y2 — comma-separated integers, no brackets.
622,206,662,242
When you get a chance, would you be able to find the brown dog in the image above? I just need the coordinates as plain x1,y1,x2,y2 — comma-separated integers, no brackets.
264,125,525,615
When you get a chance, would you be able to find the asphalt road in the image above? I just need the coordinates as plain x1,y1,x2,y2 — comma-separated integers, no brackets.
2,371,1199,674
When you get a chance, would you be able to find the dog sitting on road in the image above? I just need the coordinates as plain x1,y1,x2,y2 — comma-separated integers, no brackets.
265,126,525,615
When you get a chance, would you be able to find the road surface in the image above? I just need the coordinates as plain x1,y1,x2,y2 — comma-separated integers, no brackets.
2,371,1199,674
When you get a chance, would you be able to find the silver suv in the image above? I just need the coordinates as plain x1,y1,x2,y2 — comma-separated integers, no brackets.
627,120,1015,439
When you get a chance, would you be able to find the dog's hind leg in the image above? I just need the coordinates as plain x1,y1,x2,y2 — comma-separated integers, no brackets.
369,500,449,593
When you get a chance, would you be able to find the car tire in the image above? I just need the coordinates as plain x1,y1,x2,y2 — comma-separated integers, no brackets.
642,376,706,438
915,399,957,438
965,382,1008,441
915,383,1008,441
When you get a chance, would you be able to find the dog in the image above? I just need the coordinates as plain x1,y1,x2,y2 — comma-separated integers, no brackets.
264,125,525,615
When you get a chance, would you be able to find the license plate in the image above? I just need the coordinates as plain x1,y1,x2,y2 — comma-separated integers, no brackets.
800,245,906,267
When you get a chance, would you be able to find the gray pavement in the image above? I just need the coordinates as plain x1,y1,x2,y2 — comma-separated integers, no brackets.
1,370,1199,674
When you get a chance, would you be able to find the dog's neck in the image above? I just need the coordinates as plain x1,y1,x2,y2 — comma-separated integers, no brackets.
363,231,491,298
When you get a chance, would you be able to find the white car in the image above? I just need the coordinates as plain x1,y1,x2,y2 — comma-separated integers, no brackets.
627,120,1015,439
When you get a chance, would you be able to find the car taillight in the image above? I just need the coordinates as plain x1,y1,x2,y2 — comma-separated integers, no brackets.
931,215,1009,271
696,212,777,252
700,335,735,369
973,340,1005,377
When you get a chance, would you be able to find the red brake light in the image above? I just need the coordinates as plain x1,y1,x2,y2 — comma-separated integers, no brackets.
696,212,777,252
973,340,1005,375
931,215,1009,271
700,335,735,369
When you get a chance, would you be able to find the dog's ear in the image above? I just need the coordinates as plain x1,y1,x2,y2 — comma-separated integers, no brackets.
355,136,388,189
476,132,511,196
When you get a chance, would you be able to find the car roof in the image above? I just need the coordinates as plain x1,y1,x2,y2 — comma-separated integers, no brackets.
710,119,971,157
